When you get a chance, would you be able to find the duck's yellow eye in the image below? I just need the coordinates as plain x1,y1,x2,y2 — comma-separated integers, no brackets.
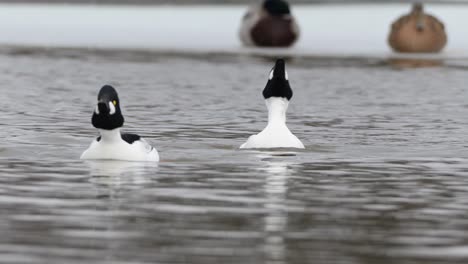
112,100,117,106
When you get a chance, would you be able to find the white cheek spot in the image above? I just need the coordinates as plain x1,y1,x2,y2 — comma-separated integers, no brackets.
285,70,289,80
269,69,274,80
95,105,100,114
109,102,116,115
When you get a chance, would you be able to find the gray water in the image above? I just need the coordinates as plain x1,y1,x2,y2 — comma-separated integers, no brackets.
1,47,468,264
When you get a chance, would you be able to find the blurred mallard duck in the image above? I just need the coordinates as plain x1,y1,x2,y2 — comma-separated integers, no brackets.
239,0,300,47
388,3,447,53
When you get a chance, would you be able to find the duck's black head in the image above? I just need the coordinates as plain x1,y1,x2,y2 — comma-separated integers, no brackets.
262,59,293,101
91,85,124,130
263,0,291,16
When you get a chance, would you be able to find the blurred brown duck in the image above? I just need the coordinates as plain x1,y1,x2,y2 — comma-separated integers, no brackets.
239,0,300,47
388,3,447,53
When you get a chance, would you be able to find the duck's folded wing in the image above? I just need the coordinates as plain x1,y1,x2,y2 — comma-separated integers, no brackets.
121,133,141,144
122,133,155,154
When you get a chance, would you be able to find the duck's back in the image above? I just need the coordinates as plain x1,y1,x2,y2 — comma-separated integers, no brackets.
251,16,298,47
389,14,447,53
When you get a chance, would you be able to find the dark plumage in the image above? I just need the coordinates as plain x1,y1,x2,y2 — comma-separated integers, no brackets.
239,0,299,47
92,85,124,130
251,17,297,47
263,0,291,16
263,59,293,100
121,134,141,144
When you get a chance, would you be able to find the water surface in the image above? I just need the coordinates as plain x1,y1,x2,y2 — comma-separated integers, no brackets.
0,48,468,264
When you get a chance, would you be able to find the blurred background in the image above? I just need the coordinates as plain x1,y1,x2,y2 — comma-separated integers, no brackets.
1,0,466,56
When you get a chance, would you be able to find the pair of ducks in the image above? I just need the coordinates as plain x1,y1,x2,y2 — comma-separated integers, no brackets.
241,1,447,53
80,59,304,162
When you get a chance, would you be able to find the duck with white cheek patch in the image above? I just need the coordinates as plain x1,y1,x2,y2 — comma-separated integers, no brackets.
80,85,159,162
240,59,304,149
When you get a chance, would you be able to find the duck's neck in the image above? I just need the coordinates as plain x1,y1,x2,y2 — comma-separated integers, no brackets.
266,97,289,126
98,128,122,142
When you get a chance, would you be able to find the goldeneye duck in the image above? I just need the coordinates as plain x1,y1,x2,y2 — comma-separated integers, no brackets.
80,85,159,162
240,59,304,149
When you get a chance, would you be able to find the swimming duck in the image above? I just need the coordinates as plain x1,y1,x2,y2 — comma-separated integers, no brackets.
388,3,447,53
240,59,304,149
81,85,159,162
239,0,300,47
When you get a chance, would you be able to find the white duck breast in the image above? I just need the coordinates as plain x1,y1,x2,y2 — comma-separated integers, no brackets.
81,129,159,162
240,97,304,149
240,58,304,149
